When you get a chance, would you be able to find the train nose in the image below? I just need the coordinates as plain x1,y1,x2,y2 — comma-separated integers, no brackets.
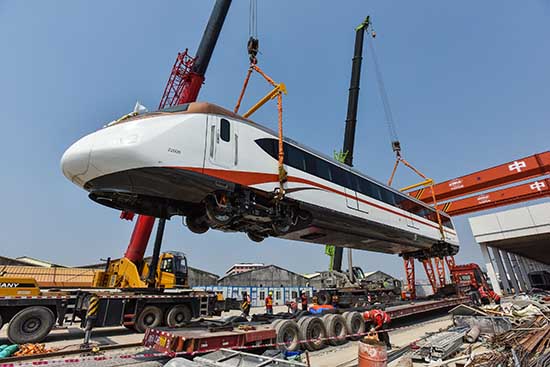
61,134,95,187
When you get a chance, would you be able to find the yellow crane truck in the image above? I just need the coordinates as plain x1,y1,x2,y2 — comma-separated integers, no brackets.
0,251,228,344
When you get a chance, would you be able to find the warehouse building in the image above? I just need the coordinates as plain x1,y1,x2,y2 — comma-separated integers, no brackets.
205,265,313,307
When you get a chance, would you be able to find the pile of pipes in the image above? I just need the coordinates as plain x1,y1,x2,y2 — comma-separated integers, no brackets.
446,300,550,366
468,316,550,366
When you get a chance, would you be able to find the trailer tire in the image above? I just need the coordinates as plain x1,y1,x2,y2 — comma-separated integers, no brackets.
345,312,365,341
325,314,348,346
135,306,163,333
165,305,192,327
316,291,331,305
274,320,300,352
7,306,55,344
299,316,327,351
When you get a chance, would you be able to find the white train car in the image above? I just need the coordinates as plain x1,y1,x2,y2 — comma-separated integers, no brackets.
61,102,458,256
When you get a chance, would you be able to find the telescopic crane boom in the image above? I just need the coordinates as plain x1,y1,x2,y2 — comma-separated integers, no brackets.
333,17,372,272
122,0,232,284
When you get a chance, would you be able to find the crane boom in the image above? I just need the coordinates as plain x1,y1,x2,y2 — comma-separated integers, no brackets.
124,0,232,267
333,17,371,272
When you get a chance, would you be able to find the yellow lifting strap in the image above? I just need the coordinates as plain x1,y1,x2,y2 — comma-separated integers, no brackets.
234,63,288,199
388,152,446,240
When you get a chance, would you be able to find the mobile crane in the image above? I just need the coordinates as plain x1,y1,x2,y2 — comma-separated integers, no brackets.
0,0,233,345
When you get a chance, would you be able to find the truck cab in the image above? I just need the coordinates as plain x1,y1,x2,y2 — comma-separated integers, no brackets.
157,251,189,288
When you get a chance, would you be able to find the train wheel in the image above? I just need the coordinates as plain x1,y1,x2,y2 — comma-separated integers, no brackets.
135,306,163,333
7,306,55,344
247,232,265,243
185,216,209,234
205,196,233,226
165,305,192,328
271,219,292,236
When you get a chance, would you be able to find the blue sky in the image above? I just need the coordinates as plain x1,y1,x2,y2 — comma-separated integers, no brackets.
1,1,548,278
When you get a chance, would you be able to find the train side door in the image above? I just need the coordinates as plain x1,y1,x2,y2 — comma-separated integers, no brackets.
208,116,238,168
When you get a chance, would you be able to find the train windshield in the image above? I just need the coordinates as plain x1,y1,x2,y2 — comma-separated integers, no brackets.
105,104,191,128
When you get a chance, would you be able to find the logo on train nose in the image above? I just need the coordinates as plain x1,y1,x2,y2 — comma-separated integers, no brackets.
0,282,20,288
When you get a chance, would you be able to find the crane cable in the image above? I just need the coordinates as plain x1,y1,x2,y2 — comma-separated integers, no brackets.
366,36,400,153
234,0,287,200
368,33,446,240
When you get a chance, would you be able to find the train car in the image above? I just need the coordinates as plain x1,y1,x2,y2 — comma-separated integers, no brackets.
61,102,458,257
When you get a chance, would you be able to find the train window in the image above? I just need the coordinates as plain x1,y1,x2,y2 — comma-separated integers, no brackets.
315,158,332,182
441,216,454,229
380,188,396,206
285,144,307,171
357,178,382,201
330,165,351,188
256,138,277,159
220,119,230,142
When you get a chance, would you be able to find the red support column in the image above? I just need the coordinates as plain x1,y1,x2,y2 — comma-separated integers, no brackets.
422,258,438,294
403,258,416,300
434,257,446,287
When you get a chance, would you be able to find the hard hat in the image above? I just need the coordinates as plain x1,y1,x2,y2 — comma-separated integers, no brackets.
269,291,273,295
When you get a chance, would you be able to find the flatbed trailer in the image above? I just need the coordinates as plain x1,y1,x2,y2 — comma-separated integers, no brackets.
385,296,470,320
0,287,228,344
144,296,470,356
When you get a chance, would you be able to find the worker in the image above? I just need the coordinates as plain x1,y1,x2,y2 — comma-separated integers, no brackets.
478,285,490,305
300,291,308,311
288,300,298,315
364,309,391,349
488,289,501,304
241,292,251,318
331,294,339,308
265,291,274,315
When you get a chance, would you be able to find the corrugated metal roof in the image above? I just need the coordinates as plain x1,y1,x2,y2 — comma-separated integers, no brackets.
1,266,95,287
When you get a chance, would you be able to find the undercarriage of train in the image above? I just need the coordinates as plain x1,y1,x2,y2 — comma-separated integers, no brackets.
184,190,312,242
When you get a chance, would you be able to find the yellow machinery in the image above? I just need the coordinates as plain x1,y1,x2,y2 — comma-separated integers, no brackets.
0,277,41,297
92,251,189,289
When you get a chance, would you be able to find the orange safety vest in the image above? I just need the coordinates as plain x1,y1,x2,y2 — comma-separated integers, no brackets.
488,290,500,302
265,296,273,308
478,286,488,298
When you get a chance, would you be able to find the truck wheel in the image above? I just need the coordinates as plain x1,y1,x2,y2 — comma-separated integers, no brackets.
325,314,348,346
316,291,331,305
135,306,163,333
274,320,300,352
7,306,55,344
299,316,327,351
345,312,365,341
165,305,192,327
